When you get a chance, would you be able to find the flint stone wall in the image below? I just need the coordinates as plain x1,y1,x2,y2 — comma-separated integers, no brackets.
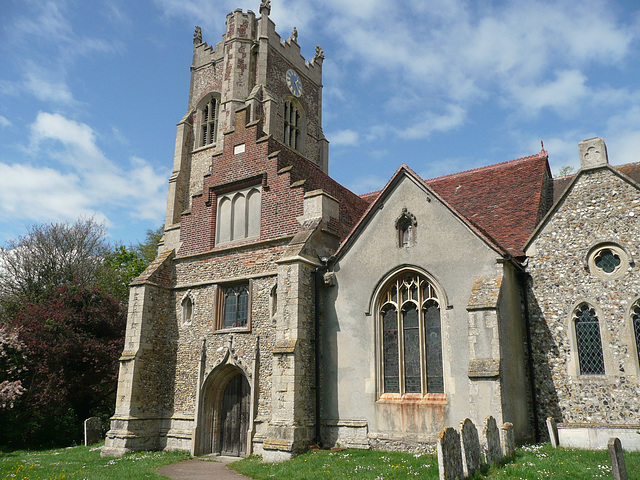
526,168,640,435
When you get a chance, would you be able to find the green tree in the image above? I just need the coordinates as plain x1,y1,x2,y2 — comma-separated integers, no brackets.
135,226,164,264
558,165,575,176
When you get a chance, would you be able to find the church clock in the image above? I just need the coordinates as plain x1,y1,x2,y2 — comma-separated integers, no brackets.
286,69,303,97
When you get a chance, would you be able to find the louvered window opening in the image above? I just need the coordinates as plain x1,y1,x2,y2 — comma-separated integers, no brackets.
574,304,605,375
379,272,443,395
632,302,640,364
594,248,621,274
284,100,300,150
201,97,218,147
223,284,249,328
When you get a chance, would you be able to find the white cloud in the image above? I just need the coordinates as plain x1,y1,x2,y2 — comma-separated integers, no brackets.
0,116,11,128
329,129,359,147
0,163,90,222
399,105,466,140
24,69,75,105
30,112,106,170
0,112,169,225
510,70,589,114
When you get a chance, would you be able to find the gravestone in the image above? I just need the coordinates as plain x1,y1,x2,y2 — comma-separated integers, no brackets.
499,422,515,458
437,426,464,480
84,417,102,446
483,415,501,465
459,418,482,477
608,437,628,480
546,417,559,448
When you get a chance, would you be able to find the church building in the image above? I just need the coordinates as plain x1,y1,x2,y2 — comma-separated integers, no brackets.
102,1,640,459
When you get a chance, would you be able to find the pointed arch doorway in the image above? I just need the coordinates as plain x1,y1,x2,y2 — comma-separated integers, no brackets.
195,366,252,457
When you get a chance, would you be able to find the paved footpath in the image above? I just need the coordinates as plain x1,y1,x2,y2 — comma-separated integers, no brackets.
158,455,252,480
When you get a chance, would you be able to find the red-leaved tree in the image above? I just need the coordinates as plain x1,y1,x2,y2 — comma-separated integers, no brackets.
3,285,125,446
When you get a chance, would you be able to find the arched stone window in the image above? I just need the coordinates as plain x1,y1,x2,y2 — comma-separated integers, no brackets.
182,295,193,324
378,270,443,395
216,186,261,245
196,93,220,148
631,300,640,366
573,303,605,375
284,98,303,151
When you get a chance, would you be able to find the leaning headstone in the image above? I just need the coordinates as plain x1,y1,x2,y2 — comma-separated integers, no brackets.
608,437,628,480
459,418,483,477
483,415,502,465
499,422,515,459
84,417,102,446
546,417,559,448
437,426,464,480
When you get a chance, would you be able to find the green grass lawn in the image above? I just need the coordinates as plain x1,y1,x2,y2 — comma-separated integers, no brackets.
0,443,190,480
230,443,640,480
2,442,639,480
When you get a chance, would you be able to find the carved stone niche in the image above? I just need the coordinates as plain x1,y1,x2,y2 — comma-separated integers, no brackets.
395,207,417,248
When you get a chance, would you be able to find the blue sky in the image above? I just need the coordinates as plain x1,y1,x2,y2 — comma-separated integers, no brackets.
1,0,640,246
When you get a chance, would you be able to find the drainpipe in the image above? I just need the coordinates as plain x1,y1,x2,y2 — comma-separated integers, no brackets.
313,256,331,448
517,266,540,442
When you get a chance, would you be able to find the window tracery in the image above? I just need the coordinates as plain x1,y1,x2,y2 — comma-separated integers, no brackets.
378,270,443,395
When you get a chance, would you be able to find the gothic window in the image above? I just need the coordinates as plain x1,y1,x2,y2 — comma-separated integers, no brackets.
574,304,605,375
182,295,193,324
284,99,301,150
378,271,443,395
219,283,250,330
216,186,261,245
395,208,417,248
631,300,640,366
197,94,219,148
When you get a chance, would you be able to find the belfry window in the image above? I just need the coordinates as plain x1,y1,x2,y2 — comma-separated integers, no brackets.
378,271,443,395
284,100,301,150
574,304,605,375
197,94,219,148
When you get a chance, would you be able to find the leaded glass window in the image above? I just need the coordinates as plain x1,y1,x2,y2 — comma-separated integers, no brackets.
383,306,399,393
594,249,621,274
632,301,640,365
223,284,249,328
574,304,605,375
378,271,443,395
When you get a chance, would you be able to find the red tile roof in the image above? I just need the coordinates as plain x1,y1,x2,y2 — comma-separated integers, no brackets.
426,151,550,258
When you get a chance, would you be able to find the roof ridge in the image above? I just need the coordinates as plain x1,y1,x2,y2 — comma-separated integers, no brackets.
426,150,548,183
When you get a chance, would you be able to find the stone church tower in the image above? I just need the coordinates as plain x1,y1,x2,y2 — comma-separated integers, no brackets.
103,1,367,460
104,0,640,460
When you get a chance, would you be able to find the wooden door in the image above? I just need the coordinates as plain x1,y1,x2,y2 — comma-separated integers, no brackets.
220,373,250,456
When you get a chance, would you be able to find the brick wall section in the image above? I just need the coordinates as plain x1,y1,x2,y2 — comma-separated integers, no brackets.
178,108,368,256
527,167,640,432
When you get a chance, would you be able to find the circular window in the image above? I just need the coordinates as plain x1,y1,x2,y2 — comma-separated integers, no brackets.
587,243,629,279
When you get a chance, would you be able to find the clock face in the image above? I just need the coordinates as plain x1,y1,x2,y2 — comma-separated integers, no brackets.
286,69,303,97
